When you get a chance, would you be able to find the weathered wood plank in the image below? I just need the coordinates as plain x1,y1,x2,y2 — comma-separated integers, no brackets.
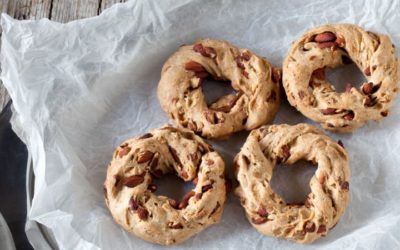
50,0,100,22
0,0,51,20
100,0,126,12
29,0,53,19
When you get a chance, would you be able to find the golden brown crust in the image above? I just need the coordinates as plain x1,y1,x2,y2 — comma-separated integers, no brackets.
104,125,226,245
158,39,280,139
234,123,350,243
283,24,399,132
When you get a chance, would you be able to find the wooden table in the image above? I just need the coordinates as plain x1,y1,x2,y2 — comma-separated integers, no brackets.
0,0,127,113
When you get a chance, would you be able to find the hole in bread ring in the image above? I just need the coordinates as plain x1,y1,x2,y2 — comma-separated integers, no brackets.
234,124,350,244
104,125,227,245
283,24,398,132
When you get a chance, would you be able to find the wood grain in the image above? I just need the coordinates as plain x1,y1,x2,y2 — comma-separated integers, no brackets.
0,0,51,20
50,0,100,22
100,0,125,11
0,0,127,112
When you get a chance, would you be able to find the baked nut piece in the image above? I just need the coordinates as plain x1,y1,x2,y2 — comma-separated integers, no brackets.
234,123,350,243
158,39,280,139
104,125,227,245
283,24,399,132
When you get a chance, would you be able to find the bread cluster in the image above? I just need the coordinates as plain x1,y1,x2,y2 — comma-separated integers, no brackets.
104,24,398,245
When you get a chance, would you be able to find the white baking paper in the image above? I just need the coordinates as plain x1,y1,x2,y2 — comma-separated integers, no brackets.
1,0,400,249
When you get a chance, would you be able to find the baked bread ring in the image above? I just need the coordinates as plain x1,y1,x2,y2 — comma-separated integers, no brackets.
234,123,350,243
104,125,227,245
158,39,280,139
283,24,399,132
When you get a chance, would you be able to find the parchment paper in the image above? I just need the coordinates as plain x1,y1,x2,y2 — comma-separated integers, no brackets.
2,0,400,249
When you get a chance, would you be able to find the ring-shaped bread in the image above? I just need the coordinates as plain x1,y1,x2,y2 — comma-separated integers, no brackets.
104,126,227,245
283,24,399,132
234,123,350,243
158,39,280,139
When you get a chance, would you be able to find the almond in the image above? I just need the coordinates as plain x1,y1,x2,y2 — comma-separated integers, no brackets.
364,67,371,76
304,222,316,233
185,61,206,72
314,32,336,43
193,43,204,54
362,82,374,94
137,150,154,163
214,105,231,113
137,207,148,220
241,52,251,61
364,96,375,107
257,207,268,217
343,111,354,121
168,222,184,229
168,145,182,166
138,133,153,139
194,71,209,79
234,56,245,69
204,111,216,124
193,43,216,58
129,197,139,211
118,146,131,158
149,153,159,169
201,184,213,193
317,225,327,234
206,159,214,165
204,46,216,57
195,193,203,200
208,202,221,218
168,199,178,209
252,217,268,224
320,108,337,115
318,41,337,49
122,175,145,188
179,191,195,209
341,181,349,191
